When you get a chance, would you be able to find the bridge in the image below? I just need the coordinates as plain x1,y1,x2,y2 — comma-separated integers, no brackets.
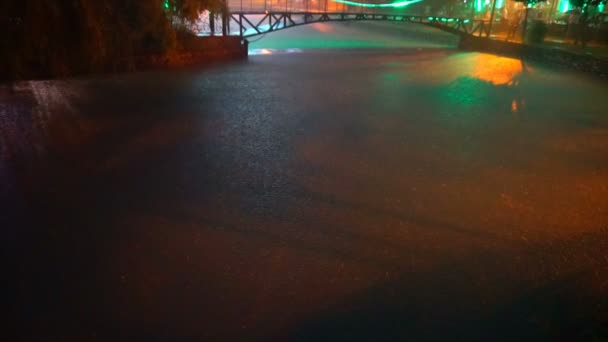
200,0,494,39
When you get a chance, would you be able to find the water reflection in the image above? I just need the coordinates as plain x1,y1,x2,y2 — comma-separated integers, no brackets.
4,43,608,340
414,52,524,86
441,54,527,116
0,81,85,168
511,99,519,113
311,23,334,33
249,48,304,55
469,53,523,86
439,75,526,115
372,51,528,117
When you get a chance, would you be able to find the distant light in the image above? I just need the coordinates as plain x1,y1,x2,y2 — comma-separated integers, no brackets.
511,99,519,113
496,0,504,8
560,0,569,13
331,0,424,8
475,0,483,12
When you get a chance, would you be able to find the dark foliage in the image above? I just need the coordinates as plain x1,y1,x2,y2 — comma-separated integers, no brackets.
511,0,548,8
568,0,606,8
510,0,547,42
527,20,548,43
0,0,226,80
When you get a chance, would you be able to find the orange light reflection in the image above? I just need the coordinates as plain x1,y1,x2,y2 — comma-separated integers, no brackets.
470,54,523,85
311,23,334,33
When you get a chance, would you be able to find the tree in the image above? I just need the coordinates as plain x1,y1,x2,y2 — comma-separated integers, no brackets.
567,0,606,47
166,0,228,24
568,0,606,8
1,0,228,79
511,0,547,42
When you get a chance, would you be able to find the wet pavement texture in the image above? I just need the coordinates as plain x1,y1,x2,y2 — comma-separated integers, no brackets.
3,22,608,340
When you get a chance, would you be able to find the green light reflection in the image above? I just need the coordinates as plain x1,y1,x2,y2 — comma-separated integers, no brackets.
331,0,424,8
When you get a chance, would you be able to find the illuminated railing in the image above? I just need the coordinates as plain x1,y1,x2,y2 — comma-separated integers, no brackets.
225,0,425,13
197,9,490,38
201,0,608,53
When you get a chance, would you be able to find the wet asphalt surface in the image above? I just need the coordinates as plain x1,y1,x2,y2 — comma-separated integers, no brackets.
2,23,608,340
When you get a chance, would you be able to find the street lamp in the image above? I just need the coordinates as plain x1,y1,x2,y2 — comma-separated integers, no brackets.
488,0,498,37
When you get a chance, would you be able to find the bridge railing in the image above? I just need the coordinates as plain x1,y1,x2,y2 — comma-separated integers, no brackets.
225,0,425,14
196,10,490,39
198,0,608,57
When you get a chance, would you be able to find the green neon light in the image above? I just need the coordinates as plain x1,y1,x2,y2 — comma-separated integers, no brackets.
598,3,605,13
496,0,504,8
475,0,483,12
560,0,569,12
331,0,424,8
163,0,170,9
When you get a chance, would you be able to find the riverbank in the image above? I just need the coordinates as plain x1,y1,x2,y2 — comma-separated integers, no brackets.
132,36,248,70
1,36,248,81
459,35,608,79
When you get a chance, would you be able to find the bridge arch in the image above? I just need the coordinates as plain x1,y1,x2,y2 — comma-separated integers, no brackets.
202,12,491,39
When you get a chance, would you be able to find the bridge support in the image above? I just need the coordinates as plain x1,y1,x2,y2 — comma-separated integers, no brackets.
222,13,228,36
487,0,497,38
210,13,215,36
